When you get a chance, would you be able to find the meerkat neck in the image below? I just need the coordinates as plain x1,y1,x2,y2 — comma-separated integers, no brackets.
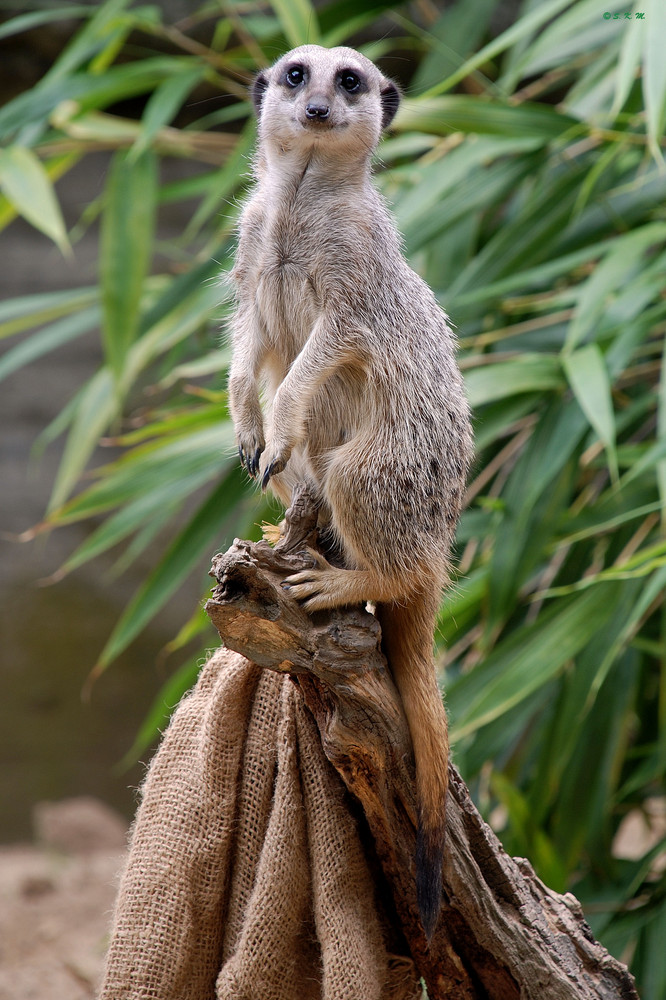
257,144,373,197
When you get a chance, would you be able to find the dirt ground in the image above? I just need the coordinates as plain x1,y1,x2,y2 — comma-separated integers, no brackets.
0,798,128,1000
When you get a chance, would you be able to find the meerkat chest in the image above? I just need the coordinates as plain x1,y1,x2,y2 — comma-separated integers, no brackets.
252,205,322,354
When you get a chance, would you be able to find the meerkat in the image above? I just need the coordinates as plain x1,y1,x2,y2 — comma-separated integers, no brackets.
227,44,473,939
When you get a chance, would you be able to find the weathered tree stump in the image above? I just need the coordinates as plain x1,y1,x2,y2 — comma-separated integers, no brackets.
205,485,638,1000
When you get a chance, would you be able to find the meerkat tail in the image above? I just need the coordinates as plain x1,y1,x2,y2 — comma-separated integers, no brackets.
375,594,448,940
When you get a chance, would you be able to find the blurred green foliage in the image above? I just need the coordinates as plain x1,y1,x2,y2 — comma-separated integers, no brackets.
1,0,665,992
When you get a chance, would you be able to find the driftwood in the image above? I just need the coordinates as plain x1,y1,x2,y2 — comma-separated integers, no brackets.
205,485,638,1000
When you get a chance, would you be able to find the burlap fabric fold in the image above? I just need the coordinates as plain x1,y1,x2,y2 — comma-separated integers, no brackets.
99,647,420,1000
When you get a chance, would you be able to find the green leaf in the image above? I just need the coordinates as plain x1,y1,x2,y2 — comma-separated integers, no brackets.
448,161,587,297
449,584,620,741
552,649,639,867
47,368,118,513
130,65,207,161
0,7,92,41
611,11,644,118
464,355,563,408
0,58,188,141
643,0,666,162
0,286,97,339
55,464,217,576
393,142,541,255
0,306,99,383
565,223,666,350
267,0,320,47
529,581,639,821
422,0,578,97
635,903,666,1000
50,424,233,524
486,423,578,631
503,0,623,84
396,97,578,140
100,149,157,379
92,466,245,675
658,334,666,518
41,0,134,84
562,344,617,479
0,145,70,253
409,0,497,94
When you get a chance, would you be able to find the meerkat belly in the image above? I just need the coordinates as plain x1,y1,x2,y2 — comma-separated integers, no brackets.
305,369,369,455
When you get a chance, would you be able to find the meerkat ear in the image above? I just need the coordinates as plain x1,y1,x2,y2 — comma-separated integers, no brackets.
380,81,401,130
251,72,269,115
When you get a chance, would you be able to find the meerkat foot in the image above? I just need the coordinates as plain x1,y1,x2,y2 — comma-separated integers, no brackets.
282,558,390,611
282,568,347,610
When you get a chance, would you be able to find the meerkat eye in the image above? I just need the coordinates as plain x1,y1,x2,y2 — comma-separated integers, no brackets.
339,71,361,93
285,66,305,88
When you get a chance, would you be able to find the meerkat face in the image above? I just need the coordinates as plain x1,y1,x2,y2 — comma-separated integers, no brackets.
251,45,400,156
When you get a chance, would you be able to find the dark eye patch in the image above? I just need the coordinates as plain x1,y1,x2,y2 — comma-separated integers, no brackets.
285,65,306,88
338,69,365,94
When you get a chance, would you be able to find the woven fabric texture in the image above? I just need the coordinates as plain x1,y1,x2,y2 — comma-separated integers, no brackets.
99,647,420,1000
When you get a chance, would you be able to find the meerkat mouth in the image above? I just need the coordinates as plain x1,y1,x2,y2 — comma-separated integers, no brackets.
299,119,342,134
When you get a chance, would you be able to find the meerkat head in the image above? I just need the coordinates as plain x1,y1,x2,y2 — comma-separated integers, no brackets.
251,45,400,158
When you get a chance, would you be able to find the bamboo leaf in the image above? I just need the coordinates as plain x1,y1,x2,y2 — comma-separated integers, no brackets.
47,369,118,513
611,12,644,118
504,0,623,84
267,0,320,47
0,306,99,383
528,580,639,821
562,344,617,479
109,500,181,579
422,0,578,97
566,223,666,350
552,649,639,867
130,65,207,161
49,424,233,524
42,0,134,83
100,149,157,379
464,355,563,408
643,0,666,162
449,585,619,742
409,0,497,94
55,464,218,575
396,97,578,140
0,286,97,339
0,145,70,253
0,58,189,140
0,7,91,41
92,467,245,675
658,334,666,519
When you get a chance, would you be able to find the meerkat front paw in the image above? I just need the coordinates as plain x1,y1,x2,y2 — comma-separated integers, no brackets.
237,432,265,478
259,443,292,491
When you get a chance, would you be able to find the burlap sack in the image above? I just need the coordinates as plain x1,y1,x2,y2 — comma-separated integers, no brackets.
99,647,421,1000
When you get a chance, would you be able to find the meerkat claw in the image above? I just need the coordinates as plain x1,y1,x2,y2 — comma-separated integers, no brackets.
299,547,332,571
249,448,262,477
281,573,325,606
238,440,264,478
261,457,285,491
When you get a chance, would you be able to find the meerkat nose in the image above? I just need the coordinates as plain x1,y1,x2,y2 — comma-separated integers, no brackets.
305,101,330,120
